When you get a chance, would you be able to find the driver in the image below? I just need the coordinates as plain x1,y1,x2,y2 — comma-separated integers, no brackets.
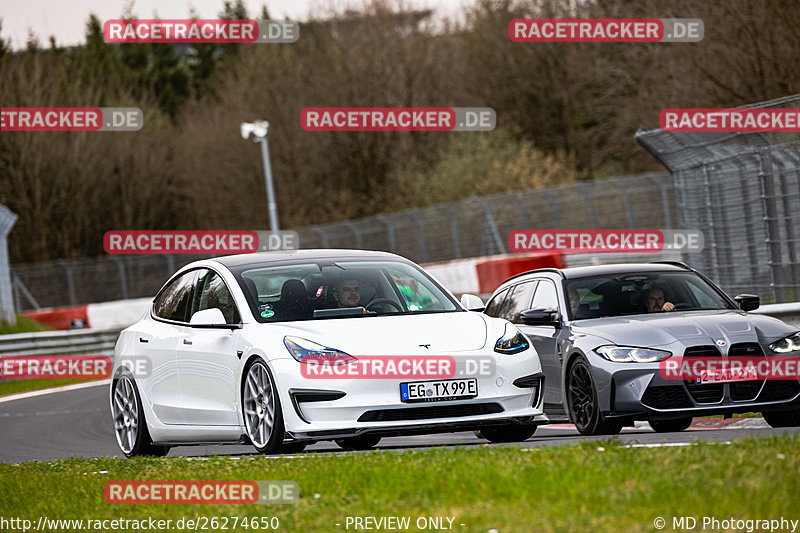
332,278,361,308
644,286,675,312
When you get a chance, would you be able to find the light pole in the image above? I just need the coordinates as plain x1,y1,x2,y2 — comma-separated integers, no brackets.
241,120,280,232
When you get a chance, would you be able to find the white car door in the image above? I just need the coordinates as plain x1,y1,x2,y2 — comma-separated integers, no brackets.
145,269,199,425
176,268,242,426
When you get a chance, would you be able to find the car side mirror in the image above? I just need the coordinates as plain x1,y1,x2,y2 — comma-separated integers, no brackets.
521,308,561,327
461,294,485,312
189,308,242,329
734,294,760,312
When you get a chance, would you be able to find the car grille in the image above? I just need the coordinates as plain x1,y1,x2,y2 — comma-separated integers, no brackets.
758,380,800,402
357,402,504,422
683,346,724,403
641,385,693,409
728,343,765,401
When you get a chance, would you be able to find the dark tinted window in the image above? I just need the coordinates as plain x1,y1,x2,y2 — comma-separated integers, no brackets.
153,270,198,322
190,270,240,324
564,271,733,319
504,282,537,323
484,288,509,317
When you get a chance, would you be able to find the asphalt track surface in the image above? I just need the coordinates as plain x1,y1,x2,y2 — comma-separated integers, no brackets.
1,382,798,464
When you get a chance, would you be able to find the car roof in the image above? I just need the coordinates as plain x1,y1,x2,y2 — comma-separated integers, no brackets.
211,249,406,269
502,262,692,285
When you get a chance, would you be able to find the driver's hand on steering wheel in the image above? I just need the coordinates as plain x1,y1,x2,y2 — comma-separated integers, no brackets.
661,301,675,311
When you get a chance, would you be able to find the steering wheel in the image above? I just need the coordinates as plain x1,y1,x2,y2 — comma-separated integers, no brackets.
673,302,692,310
365,298,403,312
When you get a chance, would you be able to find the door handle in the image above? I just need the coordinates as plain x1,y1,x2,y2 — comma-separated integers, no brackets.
138,337,149,343
183,339,193,345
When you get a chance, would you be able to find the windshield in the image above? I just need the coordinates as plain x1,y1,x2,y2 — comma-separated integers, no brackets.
235,259,459,322
566,271,734,320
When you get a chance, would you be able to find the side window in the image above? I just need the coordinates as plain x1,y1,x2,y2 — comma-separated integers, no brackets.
153,270,198,323
531,279,559,311
685,279,721,309
191,270,240,324
484,288,509,317
503,281,537,323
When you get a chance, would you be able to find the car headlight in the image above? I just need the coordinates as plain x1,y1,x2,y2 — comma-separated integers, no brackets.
769,332,800,354
283,336,355,363
596,345,672,363
494,323,529,354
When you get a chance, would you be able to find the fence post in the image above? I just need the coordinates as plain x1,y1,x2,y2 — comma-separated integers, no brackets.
505,192,527,228
376,215,397,253
646,173,672,229
442,205,462,259
577,182,598,228
343,221,363,249
58,260,78,307
311,226,330,248
471,196,506,255
610,177,635,227
111,256,130,300
541,189,560,227
732,158,763,288
754,142,786,303
413,209,428,263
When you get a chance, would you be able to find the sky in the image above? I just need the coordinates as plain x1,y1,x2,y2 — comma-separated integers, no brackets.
1,0,469,49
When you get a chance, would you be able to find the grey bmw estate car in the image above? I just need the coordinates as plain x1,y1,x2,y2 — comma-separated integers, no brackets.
484,261,800,435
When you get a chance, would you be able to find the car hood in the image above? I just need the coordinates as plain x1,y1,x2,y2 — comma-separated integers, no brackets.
571,310,796,349
268,311,491,354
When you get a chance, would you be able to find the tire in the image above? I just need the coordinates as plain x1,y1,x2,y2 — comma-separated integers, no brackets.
335,435,382,450
650,417,693,433
565,358,623,436
479,424,537,443
111,375,170,458
762,410,800,428
242,358,285,454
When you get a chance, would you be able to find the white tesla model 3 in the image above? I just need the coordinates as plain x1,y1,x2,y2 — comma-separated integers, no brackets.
110,250,545,456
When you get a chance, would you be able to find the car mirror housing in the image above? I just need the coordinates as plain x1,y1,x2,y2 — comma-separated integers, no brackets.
461,293,486,312
734,294,760,312
189,308,242,329
521,308,560,327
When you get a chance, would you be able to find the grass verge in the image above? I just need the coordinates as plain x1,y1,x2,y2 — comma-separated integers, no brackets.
0,435,797,532
0,378,98,397
0,314,52,335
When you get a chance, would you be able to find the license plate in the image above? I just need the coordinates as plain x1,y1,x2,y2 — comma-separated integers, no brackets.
400,379,478,403
696,368,759,384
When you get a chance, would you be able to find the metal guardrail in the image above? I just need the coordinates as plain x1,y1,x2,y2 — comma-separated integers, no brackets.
752,303,800,328
0,328,120,357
